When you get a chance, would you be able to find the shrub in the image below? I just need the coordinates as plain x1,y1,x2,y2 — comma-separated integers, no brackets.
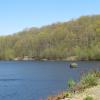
68,79,76,89
83,96,93,100
95,71,100,78
64,92,71,97
81,72,97,88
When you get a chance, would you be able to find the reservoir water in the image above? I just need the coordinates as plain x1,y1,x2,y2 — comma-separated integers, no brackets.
0,61,100,100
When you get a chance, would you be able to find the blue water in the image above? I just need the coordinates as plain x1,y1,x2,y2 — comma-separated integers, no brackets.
0,61,99,100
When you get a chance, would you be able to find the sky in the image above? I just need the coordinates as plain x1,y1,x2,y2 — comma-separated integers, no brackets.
0,0,100,35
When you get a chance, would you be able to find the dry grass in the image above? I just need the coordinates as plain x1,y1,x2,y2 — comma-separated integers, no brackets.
62,80,100,100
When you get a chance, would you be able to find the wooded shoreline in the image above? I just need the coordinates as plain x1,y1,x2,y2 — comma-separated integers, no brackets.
1,56,100,61
0,15,100,61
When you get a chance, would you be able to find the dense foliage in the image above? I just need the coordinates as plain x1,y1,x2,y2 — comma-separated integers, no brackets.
0,15,100,60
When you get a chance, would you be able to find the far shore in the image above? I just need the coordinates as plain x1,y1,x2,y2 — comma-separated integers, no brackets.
0,56,100,61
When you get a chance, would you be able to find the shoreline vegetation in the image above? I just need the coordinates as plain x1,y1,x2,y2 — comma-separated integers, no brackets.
47,70,100,100
0,56,100,61
0,15,100,61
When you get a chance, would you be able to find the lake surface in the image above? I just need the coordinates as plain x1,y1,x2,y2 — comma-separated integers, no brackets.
0,61,100,100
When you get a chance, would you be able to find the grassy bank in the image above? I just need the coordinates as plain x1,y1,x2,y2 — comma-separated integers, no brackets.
47,70,100,100
62,83,100,100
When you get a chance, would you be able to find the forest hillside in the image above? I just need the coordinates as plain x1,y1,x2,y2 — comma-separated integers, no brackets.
0,15,100,60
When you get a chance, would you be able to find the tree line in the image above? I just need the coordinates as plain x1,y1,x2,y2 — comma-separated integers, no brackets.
0,15,100,60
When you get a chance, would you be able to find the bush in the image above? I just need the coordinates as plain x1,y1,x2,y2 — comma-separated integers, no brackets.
64,92,71,97
81,72,97,88
68,79,76,89
95,71,100,78
83,96,93,100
